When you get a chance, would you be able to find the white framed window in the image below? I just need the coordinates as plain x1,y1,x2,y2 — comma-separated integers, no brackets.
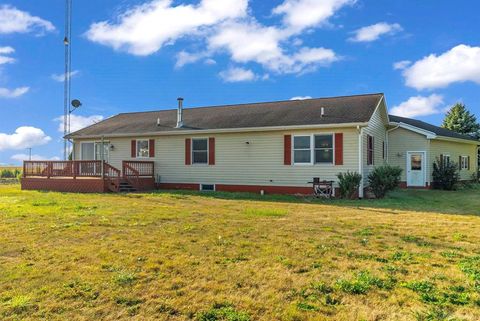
461,156,469,170
192,138,208,164
442,154,450,167
200,184,215,191
136,139,149,158
293,135,312,165
314,134,334,164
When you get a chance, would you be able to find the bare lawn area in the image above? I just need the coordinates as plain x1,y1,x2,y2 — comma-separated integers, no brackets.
1,185,480,320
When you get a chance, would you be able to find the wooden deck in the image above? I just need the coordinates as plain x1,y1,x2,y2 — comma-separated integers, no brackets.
21,160,155,193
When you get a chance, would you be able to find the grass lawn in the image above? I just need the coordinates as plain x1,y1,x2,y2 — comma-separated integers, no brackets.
0,185,479,321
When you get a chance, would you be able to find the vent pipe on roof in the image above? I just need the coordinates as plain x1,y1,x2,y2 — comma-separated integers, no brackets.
176,97,184,128
321,107,325,118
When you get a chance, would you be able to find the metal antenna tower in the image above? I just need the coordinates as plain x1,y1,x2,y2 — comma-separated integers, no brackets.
63,0,72,160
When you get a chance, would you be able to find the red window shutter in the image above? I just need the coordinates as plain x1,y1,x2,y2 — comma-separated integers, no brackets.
284,135,292,165
131,140,136,158
208,137,215,165
149,139,155,157
334,133,343,165
185,138,191,165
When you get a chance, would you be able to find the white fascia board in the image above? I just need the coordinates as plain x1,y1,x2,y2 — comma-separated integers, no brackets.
434,136,480,145
67,122,369,140
389,122,437,139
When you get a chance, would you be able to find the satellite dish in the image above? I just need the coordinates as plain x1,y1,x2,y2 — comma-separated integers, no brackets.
71,99,82,108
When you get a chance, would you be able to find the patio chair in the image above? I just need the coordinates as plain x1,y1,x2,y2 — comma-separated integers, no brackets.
309,177,334,198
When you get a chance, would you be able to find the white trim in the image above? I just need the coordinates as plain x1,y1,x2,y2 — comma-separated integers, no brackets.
67,122,369,139
292,135,313,165
135,139,150,159
460,155,469,170
406,151,427,187
434,136,480,145
389,122,437,139
200,183,216,191
292,133,336,166
191,137,209,165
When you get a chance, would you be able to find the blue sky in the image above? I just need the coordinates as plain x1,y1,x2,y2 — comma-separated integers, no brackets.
0,0,479,164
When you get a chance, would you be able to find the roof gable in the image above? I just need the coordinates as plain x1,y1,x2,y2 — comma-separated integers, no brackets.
389,115,479,143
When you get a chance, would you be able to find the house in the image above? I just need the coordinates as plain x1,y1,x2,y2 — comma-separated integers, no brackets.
21,93,479,196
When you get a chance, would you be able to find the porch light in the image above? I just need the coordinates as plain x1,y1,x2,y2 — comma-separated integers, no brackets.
110,144,115,151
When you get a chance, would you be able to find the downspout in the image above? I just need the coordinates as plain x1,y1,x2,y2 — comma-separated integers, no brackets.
358,125,364,198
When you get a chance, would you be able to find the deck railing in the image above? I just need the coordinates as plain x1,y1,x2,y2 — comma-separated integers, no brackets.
23,160,122,180
122,161,154,178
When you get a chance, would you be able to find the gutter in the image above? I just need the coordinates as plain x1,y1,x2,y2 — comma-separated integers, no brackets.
66,122,370,140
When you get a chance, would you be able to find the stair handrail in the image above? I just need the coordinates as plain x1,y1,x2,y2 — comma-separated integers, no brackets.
122,161,140,191
103,162,121,192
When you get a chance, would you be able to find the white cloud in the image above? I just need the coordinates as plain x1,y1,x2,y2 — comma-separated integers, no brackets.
87,0,345,76
0,5,55,35
204,58,216,65
55,114,105,133
0,46,14,54
0,46,15,65
219,67,257,82
0,126,51,151
272,0,356,32
51,70,79,82
85,0,248,56
290,96,312,100
0,87,29,98
402,44,480,90
175,51,206,68
390,94,444,118
393,60,411,70
209,20,339,74
11,154,60,162
349,22,402,42
0,55,15,65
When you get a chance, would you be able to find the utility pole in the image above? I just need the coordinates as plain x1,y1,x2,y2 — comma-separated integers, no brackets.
26,148,32,161
63,0,72,160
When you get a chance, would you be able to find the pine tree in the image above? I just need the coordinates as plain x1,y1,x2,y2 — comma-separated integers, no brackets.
442,103,480,139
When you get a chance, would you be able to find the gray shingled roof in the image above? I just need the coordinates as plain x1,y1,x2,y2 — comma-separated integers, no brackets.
389,115,479,142
67,93,384,138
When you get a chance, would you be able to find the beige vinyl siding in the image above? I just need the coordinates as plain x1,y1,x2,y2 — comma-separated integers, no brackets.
361,100,388,186
73,127,359,188
429,139,478,181
387,128,429,182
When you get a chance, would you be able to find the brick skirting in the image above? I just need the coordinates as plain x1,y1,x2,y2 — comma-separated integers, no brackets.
21,177,156,193
21,178,107,193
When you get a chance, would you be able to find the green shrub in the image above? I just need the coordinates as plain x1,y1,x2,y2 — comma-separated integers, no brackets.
337,171,362,199
1,169,15,178
367,165,402,198
432,158,459,190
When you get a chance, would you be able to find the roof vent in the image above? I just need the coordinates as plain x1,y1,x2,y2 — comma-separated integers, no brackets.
321,107,325,118
176,97,184,128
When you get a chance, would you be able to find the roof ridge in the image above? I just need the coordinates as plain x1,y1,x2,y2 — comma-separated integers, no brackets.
117,93,385,116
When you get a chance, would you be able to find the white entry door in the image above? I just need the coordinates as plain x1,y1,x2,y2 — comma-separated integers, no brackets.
407,151,426,187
